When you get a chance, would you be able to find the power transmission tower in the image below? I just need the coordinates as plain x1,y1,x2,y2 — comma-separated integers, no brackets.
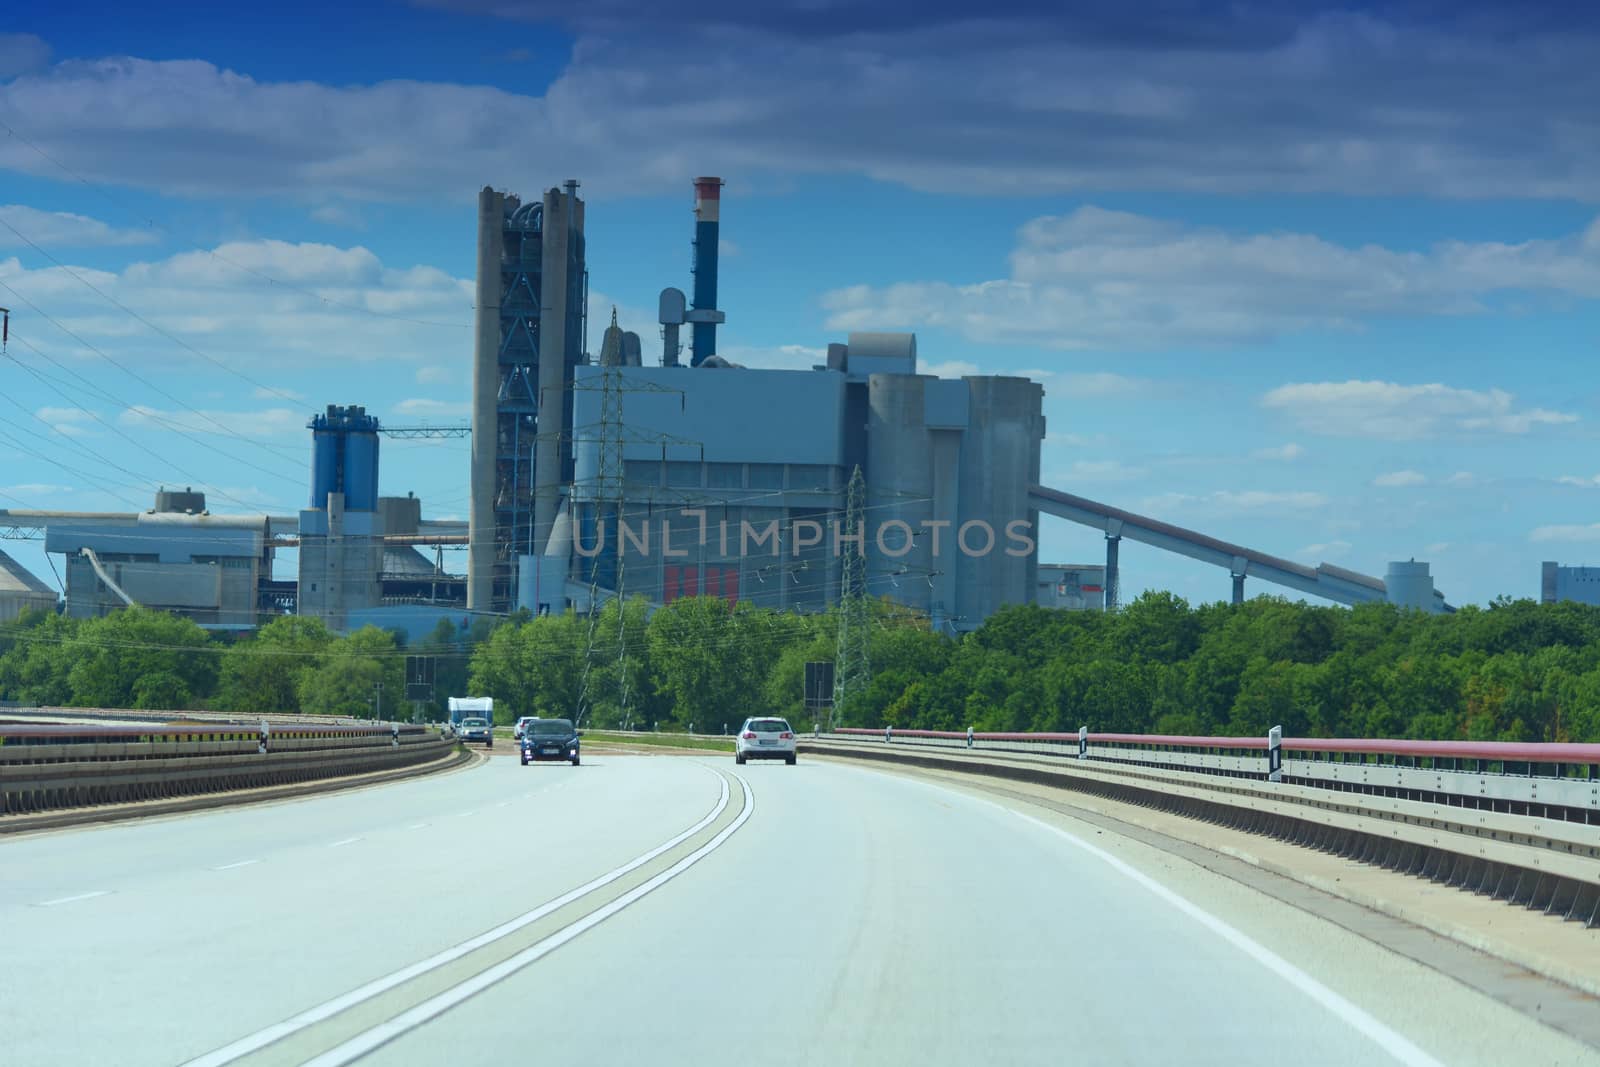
832,464,870,728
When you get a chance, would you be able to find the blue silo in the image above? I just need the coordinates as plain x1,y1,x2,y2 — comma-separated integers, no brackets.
306,404,382,511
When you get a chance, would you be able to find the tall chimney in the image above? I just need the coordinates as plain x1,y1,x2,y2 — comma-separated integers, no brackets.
468,186,503,612
689,177,725,366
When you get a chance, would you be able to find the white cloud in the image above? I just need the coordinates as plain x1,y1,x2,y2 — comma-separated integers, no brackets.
1425,542,1452,554
0,204,158,248
821,207,1600,349
310,203,365,229
1261,380,1577,440
253,385,304,401
1141,489,1327,516
718,238,739,257
1556,474,1600,489
1373,469,1426,487
1300,540,1352,558
920,359,980,378
718,343,825,370
1531,523,1600,544
0,34,50,79
3,14,1600,203
393,398,470,418
1057,459,1147,483
1252,443,1304,461
1055,371,1144,396
416,365,455,385
2,482,74,496
119,405,304,437
0,240,474,372
1444,471,1476,487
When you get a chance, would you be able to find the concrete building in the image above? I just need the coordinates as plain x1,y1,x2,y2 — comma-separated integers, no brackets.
470,182,588,616
1541,562,1600,606
557,332,1046,634
298,405,385,632
44,491,273,629
1035,563,1106,611
0,548,57,622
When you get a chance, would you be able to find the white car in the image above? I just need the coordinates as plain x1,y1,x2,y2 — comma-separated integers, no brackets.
513,716,539,741
735,717,797,766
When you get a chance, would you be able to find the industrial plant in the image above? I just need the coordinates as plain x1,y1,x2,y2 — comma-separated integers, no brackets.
0,176,1463,634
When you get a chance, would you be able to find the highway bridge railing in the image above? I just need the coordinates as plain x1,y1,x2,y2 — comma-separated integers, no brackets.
807,728,1600,930
0,721,455,819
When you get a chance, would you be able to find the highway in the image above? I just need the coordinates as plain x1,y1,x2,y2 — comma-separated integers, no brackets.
2,754,1594,1067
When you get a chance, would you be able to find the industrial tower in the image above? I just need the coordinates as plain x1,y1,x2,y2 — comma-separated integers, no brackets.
470,182,588,615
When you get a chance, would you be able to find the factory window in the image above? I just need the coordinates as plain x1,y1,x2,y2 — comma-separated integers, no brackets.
624,460,660,488
706,463,743,489
788,465,832,491
666,461,702,488
748,464,784,490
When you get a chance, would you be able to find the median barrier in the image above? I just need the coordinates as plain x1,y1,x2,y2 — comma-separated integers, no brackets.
0,722,455,821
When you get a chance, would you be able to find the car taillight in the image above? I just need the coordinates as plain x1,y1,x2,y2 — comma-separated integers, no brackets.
742,732,756,739
780,732,793,739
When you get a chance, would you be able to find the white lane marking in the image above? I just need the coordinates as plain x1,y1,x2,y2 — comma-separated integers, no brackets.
405,823,428,831
455,811,476,818
212,860,260,871
494,801,510,808
328,837,362,848
1006,807,1446,1067
181,766,732,1067
305,772,755,1067
37,890,109,907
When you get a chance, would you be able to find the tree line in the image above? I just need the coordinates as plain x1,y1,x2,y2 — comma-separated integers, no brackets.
2,592,1599,742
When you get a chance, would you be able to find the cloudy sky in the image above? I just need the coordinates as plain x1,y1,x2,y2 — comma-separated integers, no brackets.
2,1,1598,607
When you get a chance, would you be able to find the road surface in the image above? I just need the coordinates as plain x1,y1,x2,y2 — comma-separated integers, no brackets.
1,754,1593,1066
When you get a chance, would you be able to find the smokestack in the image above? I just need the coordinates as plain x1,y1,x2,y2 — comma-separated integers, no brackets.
688,177,726,366
468,186,503,612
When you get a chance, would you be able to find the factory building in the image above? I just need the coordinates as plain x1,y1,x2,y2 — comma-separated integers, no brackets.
1541,562,1600,607
1035,564,1106,611
0,548,58,622
41,488,273,629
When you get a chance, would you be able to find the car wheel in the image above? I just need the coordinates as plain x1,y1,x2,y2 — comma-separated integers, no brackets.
571,756,580,766
735,753,746,765
786,754,796,765
520,757,528,766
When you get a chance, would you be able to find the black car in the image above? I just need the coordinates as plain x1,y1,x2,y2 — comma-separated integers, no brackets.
521,718,581,766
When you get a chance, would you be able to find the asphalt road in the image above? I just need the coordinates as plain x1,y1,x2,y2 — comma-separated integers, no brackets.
2,754,1594,1067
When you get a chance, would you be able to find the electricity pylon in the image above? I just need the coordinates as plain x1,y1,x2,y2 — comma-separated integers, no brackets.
832,464,870,728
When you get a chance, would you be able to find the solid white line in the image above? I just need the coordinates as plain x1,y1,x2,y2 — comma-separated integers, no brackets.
304,772,755,1067
37,890,109,907
179,768,733,1067
328,837,362,848
1005,807,1446,1067
212,860,261,871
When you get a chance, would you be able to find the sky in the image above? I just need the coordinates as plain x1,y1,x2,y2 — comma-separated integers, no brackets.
1,0,1599,609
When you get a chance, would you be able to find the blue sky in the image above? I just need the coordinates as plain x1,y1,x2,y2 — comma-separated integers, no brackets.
2,1,1599,608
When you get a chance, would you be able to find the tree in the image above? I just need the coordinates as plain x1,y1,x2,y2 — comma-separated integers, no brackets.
297,626,404,718
63,608,217,710
217,616,335,714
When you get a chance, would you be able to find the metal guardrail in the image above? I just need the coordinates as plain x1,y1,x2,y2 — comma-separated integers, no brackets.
813,727,1600,929
0,721,453,817
831,728,1600,821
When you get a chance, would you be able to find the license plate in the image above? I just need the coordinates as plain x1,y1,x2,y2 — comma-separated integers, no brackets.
543,747,560,754
758,739,775,745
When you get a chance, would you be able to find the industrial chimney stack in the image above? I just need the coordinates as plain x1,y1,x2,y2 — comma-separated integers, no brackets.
687,177,726,366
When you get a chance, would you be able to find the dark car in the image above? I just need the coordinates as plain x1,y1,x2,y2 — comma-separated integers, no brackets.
521,718,580,766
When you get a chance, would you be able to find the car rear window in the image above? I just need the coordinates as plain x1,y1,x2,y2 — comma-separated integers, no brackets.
749,719,790,733
531,720,574,736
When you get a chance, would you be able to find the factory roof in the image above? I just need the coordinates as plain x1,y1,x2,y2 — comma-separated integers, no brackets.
0,549,58,598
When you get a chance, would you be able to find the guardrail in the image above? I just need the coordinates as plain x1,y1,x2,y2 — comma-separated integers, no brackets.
1,721,454,819
809,727,1600,929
